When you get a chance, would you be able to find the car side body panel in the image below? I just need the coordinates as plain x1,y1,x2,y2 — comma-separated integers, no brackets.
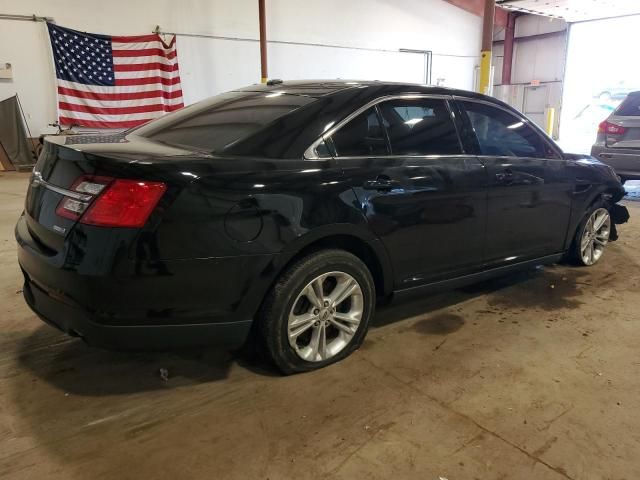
15,81,627,350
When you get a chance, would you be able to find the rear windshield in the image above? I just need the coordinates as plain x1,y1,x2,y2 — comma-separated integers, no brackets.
130,91,315,152
614,93,640,116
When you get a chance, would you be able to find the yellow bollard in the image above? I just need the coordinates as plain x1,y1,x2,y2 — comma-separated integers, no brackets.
545,107,556,137
479,51,492,95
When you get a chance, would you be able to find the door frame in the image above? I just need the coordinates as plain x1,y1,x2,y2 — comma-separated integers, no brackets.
450,95,564,159
304,93,463,161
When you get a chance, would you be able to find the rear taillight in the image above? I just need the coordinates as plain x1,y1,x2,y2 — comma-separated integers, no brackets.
598,120,626,136
56,176,166,228
55,175,112,220
82,180,166,227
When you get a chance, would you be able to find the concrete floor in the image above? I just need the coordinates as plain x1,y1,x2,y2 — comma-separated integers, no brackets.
1,171,639,480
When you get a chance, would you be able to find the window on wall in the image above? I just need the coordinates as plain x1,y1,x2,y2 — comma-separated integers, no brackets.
330,107,388,157
461,101,559,159
377,98,461,155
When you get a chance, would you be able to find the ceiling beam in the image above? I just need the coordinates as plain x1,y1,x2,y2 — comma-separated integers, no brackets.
443,0,509,26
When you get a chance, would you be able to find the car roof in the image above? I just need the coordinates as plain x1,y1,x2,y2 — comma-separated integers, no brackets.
235,79,492,101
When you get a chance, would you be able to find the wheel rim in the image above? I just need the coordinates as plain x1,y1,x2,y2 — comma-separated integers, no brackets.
580,208,611,265
287,271,364,362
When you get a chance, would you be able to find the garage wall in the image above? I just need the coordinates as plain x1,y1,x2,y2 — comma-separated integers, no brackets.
0,0,482,135
492,14,567,137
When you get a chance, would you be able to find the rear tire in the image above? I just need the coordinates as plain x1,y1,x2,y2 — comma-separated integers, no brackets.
258,249,375,374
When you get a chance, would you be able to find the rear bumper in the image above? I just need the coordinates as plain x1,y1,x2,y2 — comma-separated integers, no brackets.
21,270,252,349
15,214,276,350
591,145,640,179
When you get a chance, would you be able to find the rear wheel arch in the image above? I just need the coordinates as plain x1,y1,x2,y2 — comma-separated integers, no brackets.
257,248,376,373
276,232,393,300
240,228,393,325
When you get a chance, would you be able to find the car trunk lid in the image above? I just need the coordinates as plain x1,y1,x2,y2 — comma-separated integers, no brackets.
24,133,189,254
604,116,640,149
25,137,102,253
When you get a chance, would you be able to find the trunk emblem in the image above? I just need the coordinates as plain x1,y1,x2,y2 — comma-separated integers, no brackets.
52,225,66,234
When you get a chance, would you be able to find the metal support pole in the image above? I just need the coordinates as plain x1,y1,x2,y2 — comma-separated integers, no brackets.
0,13,53,22
501,12,516,85
258,0,268,83
479,0,495,95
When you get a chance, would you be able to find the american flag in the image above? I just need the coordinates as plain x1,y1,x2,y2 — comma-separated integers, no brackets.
47,23,184,129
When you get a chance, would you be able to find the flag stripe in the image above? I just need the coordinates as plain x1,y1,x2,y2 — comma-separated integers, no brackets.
112,40,174,51
58,94,184,108
113,55,177,66
57,79,183,94
113,62,179,72
59,116,151,129
60,101,183,115
58,86,184,101
112,48,177,59
60,110,161,122
112,35,176,48
115,76,182,86
115,69,180,80
112,34,171,44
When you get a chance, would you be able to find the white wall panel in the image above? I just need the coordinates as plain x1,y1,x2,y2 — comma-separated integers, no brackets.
512,34,566,84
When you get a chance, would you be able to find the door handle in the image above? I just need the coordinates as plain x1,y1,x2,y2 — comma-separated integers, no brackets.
363,176,397,191
495,169,514,184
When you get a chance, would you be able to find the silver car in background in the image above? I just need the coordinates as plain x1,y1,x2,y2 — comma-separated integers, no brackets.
592,91,640,183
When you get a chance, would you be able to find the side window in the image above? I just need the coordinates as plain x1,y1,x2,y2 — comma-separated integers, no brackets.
330,107,388,157
461,101,559,159
377,98,461,155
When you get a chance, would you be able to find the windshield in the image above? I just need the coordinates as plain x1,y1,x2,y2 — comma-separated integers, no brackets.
129,91,316,153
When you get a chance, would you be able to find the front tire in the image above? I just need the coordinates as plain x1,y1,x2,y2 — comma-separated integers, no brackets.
571,205,612,266
258,249,375,374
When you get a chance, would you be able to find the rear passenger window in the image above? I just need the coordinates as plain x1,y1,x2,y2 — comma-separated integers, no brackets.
331,107,388,157
378,98,461,155
461,101,559,159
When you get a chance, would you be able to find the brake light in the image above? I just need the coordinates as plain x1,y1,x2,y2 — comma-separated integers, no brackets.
55,176,166,228
598,120,626,135
81,180,167,227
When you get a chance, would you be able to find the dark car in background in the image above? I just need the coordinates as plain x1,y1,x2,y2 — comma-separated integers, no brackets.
16,81,627,374
592,91,640,182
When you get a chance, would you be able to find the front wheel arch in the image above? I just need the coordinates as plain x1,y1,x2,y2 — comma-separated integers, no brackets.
566,199,611,265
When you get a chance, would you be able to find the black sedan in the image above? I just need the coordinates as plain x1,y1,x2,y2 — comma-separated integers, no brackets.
16,80,628,373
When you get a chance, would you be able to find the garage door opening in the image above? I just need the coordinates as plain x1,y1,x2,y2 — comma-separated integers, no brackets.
559,15,640,154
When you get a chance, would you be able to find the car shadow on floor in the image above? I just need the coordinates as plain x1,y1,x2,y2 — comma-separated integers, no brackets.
14,268,551,396
372,266,545,329
14,326,243,396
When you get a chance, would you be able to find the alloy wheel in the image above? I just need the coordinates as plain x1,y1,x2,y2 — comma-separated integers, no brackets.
287,271,364,362
580,208,611,266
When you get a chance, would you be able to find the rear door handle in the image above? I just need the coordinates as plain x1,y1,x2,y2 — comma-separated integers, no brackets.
363,176,397,191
